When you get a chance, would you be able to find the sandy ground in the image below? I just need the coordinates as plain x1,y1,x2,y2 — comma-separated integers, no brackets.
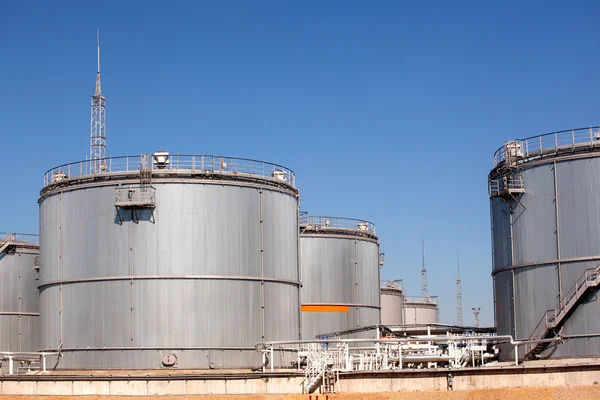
2,385,600,400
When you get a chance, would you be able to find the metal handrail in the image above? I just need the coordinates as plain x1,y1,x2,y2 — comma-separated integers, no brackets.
404,296,438,305
0,232,39,245
43,154,296,188
492,126,600,168
299,215,376,235
381,279,404,291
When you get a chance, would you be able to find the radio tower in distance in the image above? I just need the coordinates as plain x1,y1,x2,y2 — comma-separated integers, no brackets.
456,250,463,326
90,30,106,174
421,237,428,298
472,307,481,328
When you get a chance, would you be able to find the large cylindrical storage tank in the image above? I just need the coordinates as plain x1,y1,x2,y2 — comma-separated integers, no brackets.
39,154,300,369
404,297,438,325
380,281,404,326
299,216,381,339
489,126,600,361
0,233,40,360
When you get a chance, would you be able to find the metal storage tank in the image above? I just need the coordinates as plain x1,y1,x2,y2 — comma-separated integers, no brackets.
489,126,600,361
39,153,300,369
380,280,405,326
299,215,381,339
404,296,438,325
0,233,40,357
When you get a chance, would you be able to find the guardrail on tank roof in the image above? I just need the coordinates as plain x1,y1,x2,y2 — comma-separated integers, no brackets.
493,126,600,169
43,155,295,188
404,295,438,305
0,232,39,245
299,215,376,235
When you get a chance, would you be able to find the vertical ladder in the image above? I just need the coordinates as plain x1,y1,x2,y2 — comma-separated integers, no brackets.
140,154,152,192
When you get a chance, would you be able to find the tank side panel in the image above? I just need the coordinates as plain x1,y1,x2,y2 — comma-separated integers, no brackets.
39,286,60,351
62,281,131,347
554,158,600,357
300,236,356,305
133,280,261,349
355,239,380,310
514,265,558,339
380,292,403,325
404,305,416,325
494,270,514,337
557,159,600,264
301,311,359,338
404,303,437,325
300,235,369,338
264,283,300,342
20,253,40,322
512,166,557,267
0,254,20,315
490,198,512,271
40,195,61,282
61,187,130,280
262,190,299,281
153,184,261,277
357,306,380,327
300,235,379,335
0,252,39,353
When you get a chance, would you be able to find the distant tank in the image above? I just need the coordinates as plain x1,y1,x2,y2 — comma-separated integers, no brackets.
299,215,381,338
380,280,405,326
404,296,439,325
39,153,300,369
489,126,600,361
0,233,40,359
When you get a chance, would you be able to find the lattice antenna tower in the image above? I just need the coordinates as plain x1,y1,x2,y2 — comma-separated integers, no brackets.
456,250,463,326
90,29,106,174
472,307,480,328
421,236,427,298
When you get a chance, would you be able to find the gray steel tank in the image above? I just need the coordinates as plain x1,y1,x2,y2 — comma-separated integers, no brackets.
489,126,600,361
0,233,40,356
39,153,300,369
403,296,438,325
380,280,405,326
299,215,381,339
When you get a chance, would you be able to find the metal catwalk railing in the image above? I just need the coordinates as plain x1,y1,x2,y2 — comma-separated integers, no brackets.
299,215,376,235
493,126,600,169
0,232,39,246
44,154,295,188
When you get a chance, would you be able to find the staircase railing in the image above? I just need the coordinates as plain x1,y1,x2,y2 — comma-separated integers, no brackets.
0,233,16,254
524,264,600,359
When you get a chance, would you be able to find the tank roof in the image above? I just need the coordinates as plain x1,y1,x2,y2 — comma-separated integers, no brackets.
299,214,377,239
41,154,297,198
490,126,600,177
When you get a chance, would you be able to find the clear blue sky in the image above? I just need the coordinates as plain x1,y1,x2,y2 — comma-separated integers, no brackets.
1,1,599,327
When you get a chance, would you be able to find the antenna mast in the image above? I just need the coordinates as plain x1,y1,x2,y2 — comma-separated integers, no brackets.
421,237,428,298
472,307,480,328
90,29,106,173
456,250,463,326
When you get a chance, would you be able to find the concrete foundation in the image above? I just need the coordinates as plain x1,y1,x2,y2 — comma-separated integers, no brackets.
0,361,599,395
